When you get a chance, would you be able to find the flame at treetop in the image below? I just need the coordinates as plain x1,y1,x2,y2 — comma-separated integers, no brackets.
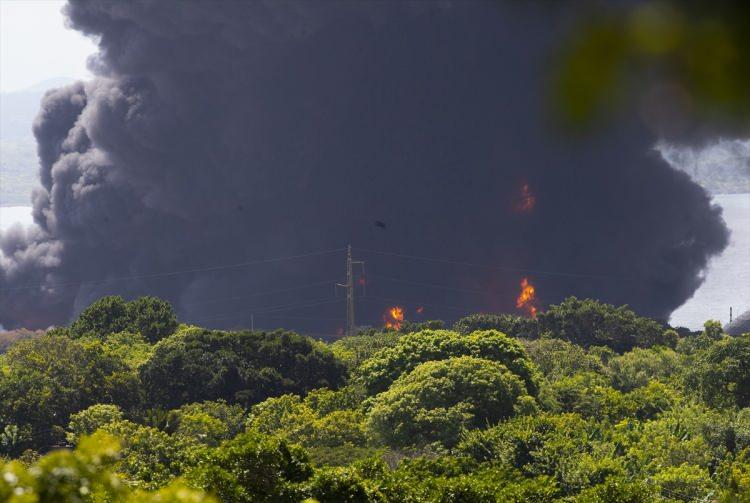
516,183,536,213
383,306,405,329
516,277,538,318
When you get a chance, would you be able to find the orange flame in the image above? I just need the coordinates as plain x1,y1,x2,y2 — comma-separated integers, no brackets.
383,306,405,330
516,277,538,318
516,183,536,213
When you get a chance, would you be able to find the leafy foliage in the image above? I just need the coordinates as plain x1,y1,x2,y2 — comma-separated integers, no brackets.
687,333,750,408
453,313,536,338
1,294,749,500
536,297,669,352
186,431,312,502
71,295,178,342
127,296,179,343
140,328,347,409
367,356,528,448
0,432,214,502
355,329,539,396
0,335,135,448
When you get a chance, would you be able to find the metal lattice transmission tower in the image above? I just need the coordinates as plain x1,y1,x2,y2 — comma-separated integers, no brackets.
337,245,365,337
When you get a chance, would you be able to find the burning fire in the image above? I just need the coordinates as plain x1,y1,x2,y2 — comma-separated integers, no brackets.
516,183,536,213
383,306,405,330
516,277,538,318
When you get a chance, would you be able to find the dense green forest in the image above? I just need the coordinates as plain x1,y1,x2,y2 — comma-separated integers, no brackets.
1,295,749,502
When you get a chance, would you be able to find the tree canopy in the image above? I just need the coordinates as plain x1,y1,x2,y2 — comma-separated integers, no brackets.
1,294,750,501
140,329,347,409
354,329,539,396
367,356,529,448
71,295,178,342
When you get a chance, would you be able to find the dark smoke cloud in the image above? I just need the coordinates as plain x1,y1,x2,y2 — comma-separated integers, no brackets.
0,1,728,331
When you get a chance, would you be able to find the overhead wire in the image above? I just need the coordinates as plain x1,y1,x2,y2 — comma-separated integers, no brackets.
367,273,497,296
180,278,341,308
354,246,622,280
0,247,345,292
187,297,344,325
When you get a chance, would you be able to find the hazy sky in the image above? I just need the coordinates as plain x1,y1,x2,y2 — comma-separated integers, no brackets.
0,0,95,93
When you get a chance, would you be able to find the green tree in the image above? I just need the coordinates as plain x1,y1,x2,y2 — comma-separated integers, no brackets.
140,329,347,409
66,404,124,444
331,331,402,370
100,419,185,490
522,338,604,379
174,400,246,447
687,333,750,408
367,356,528,448
355,329,539,396
453,313,537,338
304,466,373,502
538,372,632,421
0,432,214,502
702,320,725,340
605,346,685,391
456,412,623,494
99,331,154,369
0,335,133,449
127,296,179,343
537,297,667,352
71,295,131,338
186,431,312,502
248,394,368,453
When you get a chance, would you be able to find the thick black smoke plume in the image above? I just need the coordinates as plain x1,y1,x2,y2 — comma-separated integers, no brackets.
0,1,728,331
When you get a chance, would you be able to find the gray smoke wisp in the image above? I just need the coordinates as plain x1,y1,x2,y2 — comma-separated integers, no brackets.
0,1,729,330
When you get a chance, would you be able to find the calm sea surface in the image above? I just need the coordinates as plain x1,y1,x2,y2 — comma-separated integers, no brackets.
670,193,750,329
2,195,749,330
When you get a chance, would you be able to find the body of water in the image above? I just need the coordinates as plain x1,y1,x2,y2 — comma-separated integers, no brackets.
670,193,750,329
1,195,748,330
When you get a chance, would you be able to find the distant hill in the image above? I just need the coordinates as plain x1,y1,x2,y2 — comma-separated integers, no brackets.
0,328,43,353
726,308,750,336
1,77,75,205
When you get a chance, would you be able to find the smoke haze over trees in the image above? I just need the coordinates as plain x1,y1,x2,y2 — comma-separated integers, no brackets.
0,1,730,330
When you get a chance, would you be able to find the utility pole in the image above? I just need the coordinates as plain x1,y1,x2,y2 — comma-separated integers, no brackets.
337,245,365,337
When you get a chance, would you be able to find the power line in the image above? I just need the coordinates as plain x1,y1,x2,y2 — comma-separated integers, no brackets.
0,247,345,293
253,313,345,322
187,297,344,325
361,295,480,313
367,273,496,296
180,278,341,308
354,246,620,280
